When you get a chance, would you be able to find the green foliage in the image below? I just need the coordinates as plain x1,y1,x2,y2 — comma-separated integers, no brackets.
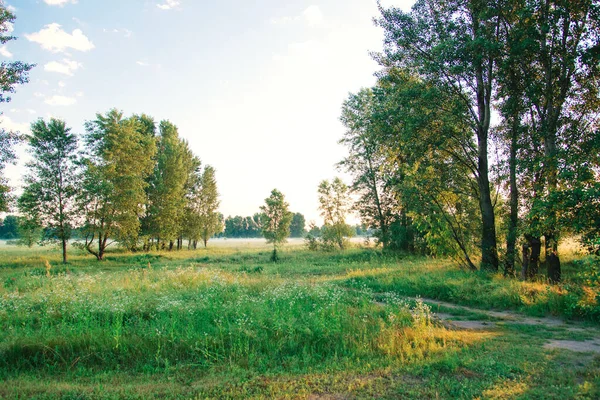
317,178,354,250
224,214,263,238
260,189,293,260
289,212,306,238
146,121,197,249
0,5,34,212
0,215,18,239
18,118,78,262
339,88,401,250
192,165,222,247
16,216,41,248
79,109,157,259
376,0,502,271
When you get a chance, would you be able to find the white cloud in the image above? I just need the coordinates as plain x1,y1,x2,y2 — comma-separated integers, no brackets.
75,91,84,97
157,0,180,10
44,95,77,106
33,92,44,98
302,5,324,26
0,115,29,134
0,46,12,58
25,23,94,53
6,5,17,13
44,58,82,76
271,5,324,26
27,109,36,114
44,0,78,6
136,60,149,66
103,28,132,38
58,81,66,87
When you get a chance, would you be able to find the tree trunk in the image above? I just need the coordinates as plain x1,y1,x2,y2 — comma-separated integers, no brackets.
478,134,499,271
543,131,560,282
62,237,68,264
521,243,530,280
526,235,541,278
547,250,561,284
505,119,519,276
203,238,207,248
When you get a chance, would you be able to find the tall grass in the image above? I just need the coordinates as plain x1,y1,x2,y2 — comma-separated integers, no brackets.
0,265,464,377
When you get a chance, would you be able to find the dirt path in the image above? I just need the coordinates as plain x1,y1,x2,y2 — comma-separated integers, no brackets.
380,295,600,354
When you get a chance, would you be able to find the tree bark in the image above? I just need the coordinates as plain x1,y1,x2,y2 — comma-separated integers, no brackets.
547,250,561,284
526,235,541,278
477,131,499,272
521,243,530,280
62,237,68,264
505,118,519,276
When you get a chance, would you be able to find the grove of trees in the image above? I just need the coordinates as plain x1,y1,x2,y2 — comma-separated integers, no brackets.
339,0,600,281
4,110,223,261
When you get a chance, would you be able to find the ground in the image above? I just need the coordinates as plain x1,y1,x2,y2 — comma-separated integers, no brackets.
0,239,599,399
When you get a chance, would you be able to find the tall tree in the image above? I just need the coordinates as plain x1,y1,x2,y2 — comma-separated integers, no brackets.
339,88,402,249
518,0,598,282
289,212,306,238
79,109,156,260
187,165,222,248
146,121,195,250
260,189,293,261
318,178,354,250
382,69,482,267
18,119,78,263
493,0,600,282
0,5,35,211
376,0,502,270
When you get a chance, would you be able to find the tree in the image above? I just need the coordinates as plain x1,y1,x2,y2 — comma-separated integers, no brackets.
376,0,502,270
146,121,196,250
0,5,35,211
289,212,306,238
339,88,404,250
0,214,18,238
18,118,78,263
260,189,293,261
517,0,598,283
187,165,222,248
491,0,600,282
78,109,156,260
318,178,354,250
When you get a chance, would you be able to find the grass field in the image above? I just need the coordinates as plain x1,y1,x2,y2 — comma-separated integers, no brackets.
1,239,599,399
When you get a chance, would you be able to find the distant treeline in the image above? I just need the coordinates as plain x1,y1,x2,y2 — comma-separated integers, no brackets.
217,213,372,239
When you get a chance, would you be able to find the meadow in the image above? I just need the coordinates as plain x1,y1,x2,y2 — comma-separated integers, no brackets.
0,239,599,399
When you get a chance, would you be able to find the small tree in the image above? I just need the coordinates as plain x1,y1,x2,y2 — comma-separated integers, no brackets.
260,189,292,261
19,118,78,263
318,178,354,250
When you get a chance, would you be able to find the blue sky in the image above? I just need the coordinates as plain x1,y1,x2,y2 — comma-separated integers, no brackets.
2,0,413,223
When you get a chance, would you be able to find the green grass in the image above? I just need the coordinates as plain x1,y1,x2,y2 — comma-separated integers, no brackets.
0,240,599,398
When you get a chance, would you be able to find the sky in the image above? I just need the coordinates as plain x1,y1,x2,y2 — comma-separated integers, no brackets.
1,0,414,224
